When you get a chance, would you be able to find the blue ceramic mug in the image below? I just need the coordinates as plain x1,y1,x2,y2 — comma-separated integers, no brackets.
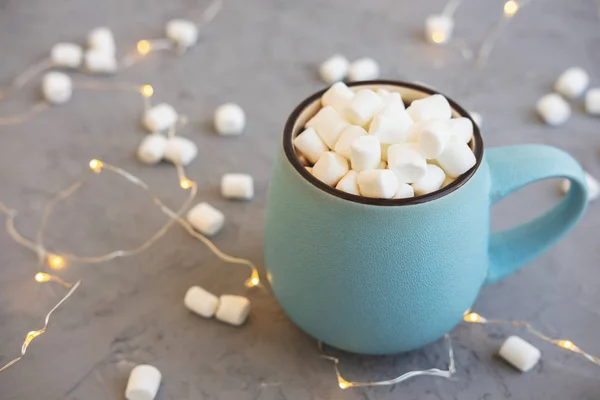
264,81,588,355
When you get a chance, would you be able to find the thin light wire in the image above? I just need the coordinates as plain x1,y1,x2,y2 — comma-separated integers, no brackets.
0,58,53,102
73,81,144,93
0,102,49,126
442,0,464,17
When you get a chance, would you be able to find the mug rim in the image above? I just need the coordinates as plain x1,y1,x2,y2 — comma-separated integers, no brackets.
283,80,484,206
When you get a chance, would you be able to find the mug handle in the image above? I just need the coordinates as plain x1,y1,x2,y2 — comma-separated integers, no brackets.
484,144,588,285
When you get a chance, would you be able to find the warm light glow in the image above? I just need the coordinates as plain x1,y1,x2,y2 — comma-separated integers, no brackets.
141,85,154,98
89,159,103,173
338,380,350,390
180,178,193,189
35,272,51,283
431,31,446,44
504,0,519,16
558,340,575,350
137,40,151,55
464,312,485,323
47,254,66,270
25,330,42,342
245,270,261,287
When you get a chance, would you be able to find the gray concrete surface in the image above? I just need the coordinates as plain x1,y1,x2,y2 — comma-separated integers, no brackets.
0,0,599,399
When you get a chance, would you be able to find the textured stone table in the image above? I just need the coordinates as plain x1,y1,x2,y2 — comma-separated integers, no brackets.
0,0,599,399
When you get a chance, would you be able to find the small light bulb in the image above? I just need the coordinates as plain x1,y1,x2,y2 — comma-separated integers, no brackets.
245,270,260,287
464,312,484,323
47,254,66,270
559,340,575,350
180,178,193,189
89,159,103,173
338,380,350,390
431,31,446,44
137,40,151,55
504,0,519,16
141,85,154,98
35,272,51,283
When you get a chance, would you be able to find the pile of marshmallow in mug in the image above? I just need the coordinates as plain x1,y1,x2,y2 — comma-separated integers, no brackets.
294,82,475,199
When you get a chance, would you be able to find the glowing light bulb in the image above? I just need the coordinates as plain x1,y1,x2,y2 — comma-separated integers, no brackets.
431,31,446,44
558,340,575,350
180,178,193,189
464,312,485,323
35,272,51,283
47,254,66,270
137,40,151,55
338,380,350,390
89,159,103,173
504,0,519,16
141,85,154,98
245,270,261,287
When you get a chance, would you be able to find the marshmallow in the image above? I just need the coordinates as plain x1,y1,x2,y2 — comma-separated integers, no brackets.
215,295,251,326
418,120,452,159
50,43,83,68
319,55,350,84
498,336,541,372
536,93,570,126
470,111,483,128
343,89,384,127
394,182,415,199
41,72,72,105
85,49,117,73
357,169,398,199
187,202,224,236
125,365,161,400
333,125,367,159
87,27,116,54
335,170,360,195
380,143,390,162
585,88,600,115
221,173,254,200
165,19,199,49
412,164,446,195
164,136,198,166
347,58,379,82
377,89,404,107
407,94,452,122
143,103,178,132
184,286,219,318
387,143,427,183
137,134,168,165
351,135,381,172
306,106,350,148
436,139,476,178
560,171,599,202
406,121,425,143
321,82,355,112
554,67,589,99
448,117,473,143
425,15,454,44
369,102,414,145
312,151,349,186
214,103,245,135
294,127,329,163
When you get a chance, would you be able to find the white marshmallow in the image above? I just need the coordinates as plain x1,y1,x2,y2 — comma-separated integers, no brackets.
380,143,390,162
50,43,83,68
41,72,72,105
357,169,398,199
319,55,350,84
412,164,446,195
333,125,367,159
418,120,452,159
322,82,355,112
394,182,415,199
165,19,199,49
87,27,116,54
369,102,414,145
347,58,379,82
448,117,473,143
137,134,168,165
377,89,404,107
164,136,198,166
498,336,541,372
554,67,589,99
221,173,254,200
585,88,600,115
294,127,329,163
343,89,384,127
536,93,570,126
425,14,454,44
470,111,483,128
560,171,599,202
407,94,452,122
187,202,224,236
387,143,427,183
85,49,117,73
184,286,219,318
214,103,245,135
215,295,251,326
312,151,349,186
306,106,350,148
143,103,178,132
436,139,476,178
335,170,360,195
125,365,161,400
351,135,381,172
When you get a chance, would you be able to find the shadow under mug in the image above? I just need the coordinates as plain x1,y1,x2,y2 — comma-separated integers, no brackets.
264,80,588,355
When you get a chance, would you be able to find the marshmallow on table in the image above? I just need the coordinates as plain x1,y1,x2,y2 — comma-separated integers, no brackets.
184,286,219,318
214,103,245,135
343,89,384,127
321,82,355,112
448,117,473,143
306,106,350,148
333,125,367,159
387,143,427,183
351,135,381,172
215,295,251,326
498,336,541,372
50,43,83,68
137,134,168,165
85,49,117,73
536,93,570,126
436,139,476,178
294,127,329,164
394,182,415,199
470,111,483,128
221,173,254,200
369,102,414,145
357,170,398,199
319,54,350,84
585,88,600,116
412,164,446,195
42,72,72,105
418,120,452,159
425,14,454,44
312,151,349,186
165,19,199,49
406,94,452,122
125,365,161,400
187,202,225,236
87,27,116,54
560,171,599,202
335,170,360,195
143,103,178,132
164,136,198,166
554,67,589,99
347,58,379,82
